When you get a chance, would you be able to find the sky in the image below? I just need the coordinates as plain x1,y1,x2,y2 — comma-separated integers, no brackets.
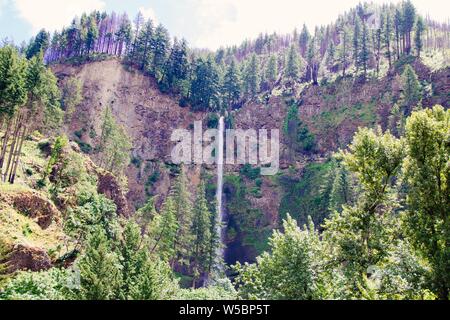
0,0,448,50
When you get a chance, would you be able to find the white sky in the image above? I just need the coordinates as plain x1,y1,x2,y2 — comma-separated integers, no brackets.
1,0,448,49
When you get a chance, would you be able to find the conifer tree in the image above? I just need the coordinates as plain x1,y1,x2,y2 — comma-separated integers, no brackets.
222,58,241,109
414,16,425,58
172,168,194,266
401,65,421,111
243,53,261,98
192,181,213,287
299,24,311,57
75,227,122,300
353,16,362,71
338,25,351,76
383,12,393,69
265,54,278,86
190,57,221,111
286,44,300,80
149,196,178,263
151,24,170,81
359,21,371,79
402,0,416,55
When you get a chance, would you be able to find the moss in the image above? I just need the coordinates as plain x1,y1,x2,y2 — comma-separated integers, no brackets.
278,160,335,226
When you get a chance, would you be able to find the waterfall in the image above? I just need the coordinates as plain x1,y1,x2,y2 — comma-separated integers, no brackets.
215,116,225,264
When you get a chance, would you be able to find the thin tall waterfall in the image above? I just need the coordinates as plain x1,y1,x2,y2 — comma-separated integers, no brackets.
215,116,225,265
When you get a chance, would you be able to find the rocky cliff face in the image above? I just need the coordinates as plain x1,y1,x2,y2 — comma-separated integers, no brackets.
51,57,449,263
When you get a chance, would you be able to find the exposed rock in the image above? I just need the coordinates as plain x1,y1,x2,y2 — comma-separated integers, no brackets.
8,244,52,272
0,191,61,230
97,171,130,217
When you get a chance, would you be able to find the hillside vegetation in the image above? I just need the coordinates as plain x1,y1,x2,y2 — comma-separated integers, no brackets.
0,0,449,300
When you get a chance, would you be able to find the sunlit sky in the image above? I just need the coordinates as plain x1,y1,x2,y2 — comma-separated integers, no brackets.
0,0,448,50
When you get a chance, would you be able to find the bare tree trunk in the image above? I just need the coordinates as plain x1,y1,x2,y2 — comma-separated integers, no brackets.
3,115,22,182
9,125,27,184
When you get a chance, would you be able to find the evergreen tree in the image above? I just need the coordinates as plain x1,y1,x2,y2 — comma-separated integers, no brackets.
190,57,221,111
402,0,416,55
394,8,403,58
192,181,213,287
338,25,351,76
299,24,311,57
265,54,278,86
326,41,336,71
151,24,170,81
61,77,83,124
307,37,319,85
74,227,122,300
222,58,241,109
401,65,421,111
359,21,371,79
286,44,300,80
353,16,362,71
149,196,178,263
26,29,50,59
328,163,353,213
383,12,393,69
99,107,132,175
243,53,261,98
85,15,99,54
414,16,425,57
172,168,194,266
136,19,154,71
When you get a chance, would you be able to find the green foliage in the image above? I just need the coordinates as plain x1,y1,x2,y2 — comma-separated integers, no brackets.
243,54,261,98
0,268,68,300
234,215,325,300
322,127,404,298
284,104,315,153
98,107,132,175
401,64,421,110
402,106,450,299
240,164,261,180
286,45,300,80
61,77,83,124
190,57,221,112
177,279,237,300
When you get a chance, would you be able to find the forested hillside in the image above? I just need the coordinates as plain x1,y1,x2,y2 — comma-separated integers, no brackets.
0,0,449,301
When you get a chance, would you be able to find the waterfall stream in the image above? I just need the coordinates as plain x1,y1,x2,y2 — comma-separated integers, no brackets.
215,116,225,265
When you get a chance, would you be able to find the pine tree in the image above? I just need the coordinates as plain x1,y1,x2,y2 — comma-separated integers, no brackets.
338,25,351,76
85,15,99,54
286,44,300,80
359,21,371,80
299,24,311,57
414,16,425,58
136,19,154,71
151,24,170,81
149,196,178,263
383,12,393,69
26,29,50,59
190,57,221,111
328,163,352,213
326,41,336,71
192,181,213,287
243,53,261,98
172,168,194,266
222,58,241,109
401,65,421,111
75,227,122,300
307,37,319,85
402,0,416,55
265,54,278,86
353,16,362,71
394,8,403,58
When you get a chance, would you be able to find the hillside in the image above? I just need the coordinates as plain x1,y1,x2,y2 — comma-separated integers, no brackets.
1,0,449,301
